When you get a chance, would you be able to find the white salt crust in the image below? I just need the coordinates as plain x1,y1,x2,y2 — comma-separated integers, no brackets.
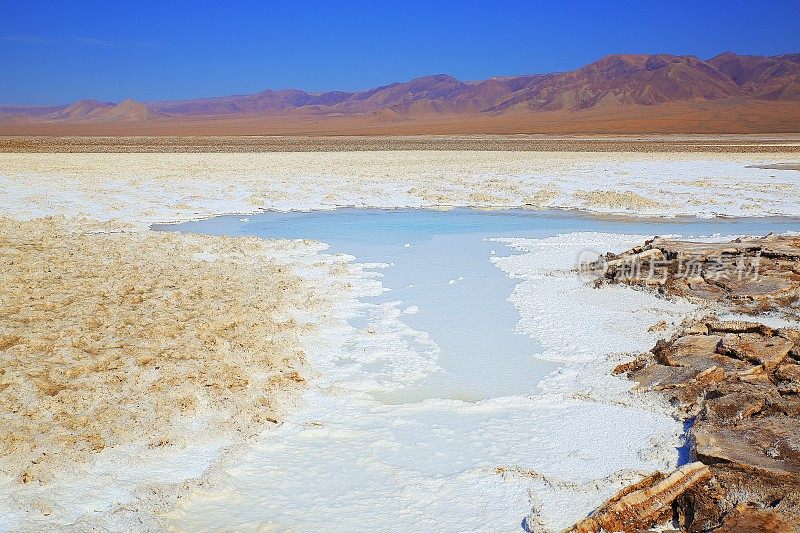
2,151,795,530
167,232,697,532
2,152,800,228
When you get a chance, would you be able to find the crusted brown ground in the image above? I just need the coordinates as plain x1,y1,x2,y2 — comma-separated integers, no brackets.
1,134,800,153
0,218,315,484
625,320,800,531
575,235,800,532
568,462,713,533
593,234,800,317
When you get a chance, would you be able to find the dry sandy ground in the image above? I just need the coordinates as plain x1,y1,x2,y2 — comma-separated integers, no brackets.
1,99,799,136
0,137,798,530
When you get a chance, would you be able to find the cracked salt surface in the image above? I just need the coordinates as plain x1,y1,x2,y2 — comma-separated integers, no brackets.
6,152,800,227
158,209,799,532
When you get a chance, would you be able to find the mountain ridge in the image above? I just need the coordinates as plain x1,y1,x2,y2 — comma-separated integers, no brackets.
2,52,798,134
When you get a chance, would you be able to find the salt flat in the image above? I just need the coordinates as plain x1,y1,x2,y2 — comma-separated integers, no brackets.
1,150,800,226
0,142,798,531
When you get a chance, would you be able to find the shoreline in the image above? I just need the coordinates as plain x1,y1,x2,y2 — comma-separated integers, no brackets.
152,204,800,224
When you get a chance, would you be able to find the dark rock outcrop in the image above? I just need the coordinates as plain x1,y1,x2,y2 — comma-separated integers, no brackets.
619,320,800,531
589,234,800,316
567,462,712,533
572,235,800,532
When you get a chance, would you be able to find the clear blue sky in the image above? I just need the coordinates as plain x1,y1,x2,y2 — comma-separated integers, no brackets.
2,0,799,105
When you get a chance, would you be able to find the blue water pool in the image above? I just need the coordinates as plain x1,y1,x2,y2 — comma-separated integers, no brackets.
154,209,798,403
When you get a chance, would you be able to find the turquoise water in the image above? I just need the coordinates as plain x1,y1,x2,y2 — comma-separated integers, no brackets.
154,209,798,403
154,208,800,244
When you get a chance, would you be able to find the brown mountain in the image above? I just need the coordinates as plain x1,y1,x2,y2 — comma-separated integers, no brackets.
707,51,800,100
147,52,800,118
4,99,165,123
51,99,116,120
491,54,744,112
150,89,322,116
1,51,798,134
92,99,166,122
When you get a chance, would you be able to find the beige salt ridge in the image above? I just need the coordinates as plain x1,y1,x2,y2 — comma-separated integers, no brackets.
0,217,323,486
573,190,665,210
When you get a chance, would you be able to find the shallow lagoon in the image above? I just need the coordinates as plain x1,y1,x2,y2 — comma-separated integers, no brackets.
154,209,799,530
156,209,799,404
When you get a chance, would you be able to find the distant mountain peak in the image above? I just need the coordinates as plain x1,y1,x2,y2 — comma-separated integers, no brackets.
710,50,738,59
51,99,115,120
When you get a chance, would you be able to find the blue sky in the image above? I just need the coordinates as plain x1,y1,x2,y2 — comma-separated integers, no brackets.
2,0,799,105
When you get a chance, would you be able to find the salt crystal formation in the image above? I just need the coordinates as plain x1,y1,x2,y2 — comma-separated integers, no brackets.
579,235,800,531
0,218,318,488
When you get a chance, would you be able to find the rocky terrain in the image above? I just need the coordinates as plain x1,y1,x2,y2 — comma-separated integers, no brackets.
596,234,800,317
571,236,800,531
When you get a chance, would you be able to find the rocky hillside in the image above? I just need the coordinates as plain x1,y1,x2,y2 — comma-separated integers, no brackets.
3,51,798,125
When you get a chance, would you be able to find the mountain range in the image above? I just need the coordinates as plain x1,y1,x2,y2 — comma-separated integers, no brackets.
2,52,799,134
